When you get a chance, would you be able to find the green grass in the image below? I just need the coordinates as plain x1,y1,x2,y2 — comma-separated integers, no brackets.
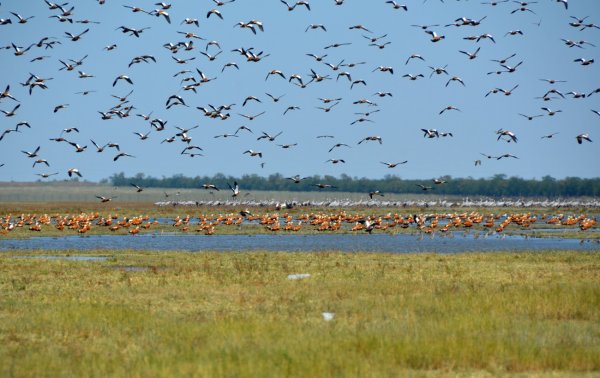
1,250,599,376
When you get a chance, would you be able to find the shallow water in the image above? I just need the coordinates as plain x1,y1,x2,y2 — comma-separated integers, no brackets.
1,233,598,253
11,255,108,261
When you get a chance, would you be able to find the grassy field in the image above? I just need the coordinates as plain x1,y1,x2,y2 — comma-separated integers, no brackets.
1,250,599,376
0,181,454,203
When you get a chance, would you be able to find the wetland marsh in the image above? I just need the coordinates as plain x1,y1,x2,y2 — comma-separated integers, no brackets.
1,193,599,376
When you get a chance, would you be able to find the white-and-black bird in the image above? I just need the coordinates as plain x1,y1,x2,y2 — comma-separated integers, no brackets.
228,181,240,197
131,183,144,192
576,133,592,144
21,146,40,158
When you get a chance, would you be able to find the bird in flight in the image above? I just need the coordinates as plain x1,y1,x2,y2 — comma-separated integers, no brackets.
287,175,309,183
228,181,240,197
0,0,594,186
575,133,592,144
381,161,407,168
541,132,559,139
96,195,116,203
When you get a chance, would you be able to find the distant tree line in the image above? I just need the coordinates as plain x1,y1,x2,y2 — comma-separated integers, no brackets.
105,172,600,197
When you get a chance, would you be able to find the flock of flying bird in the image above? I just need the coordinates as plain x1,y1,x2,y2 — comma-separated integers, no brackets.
0,0,598,199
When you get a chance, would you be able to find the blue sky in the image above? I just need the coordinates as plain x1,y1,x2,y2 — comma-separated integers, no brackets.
0,0,598,183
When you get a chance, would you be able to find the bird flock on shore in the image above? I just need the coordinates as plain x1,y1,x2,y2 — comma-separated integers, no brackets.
1,209,596,236
0,0,597,197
